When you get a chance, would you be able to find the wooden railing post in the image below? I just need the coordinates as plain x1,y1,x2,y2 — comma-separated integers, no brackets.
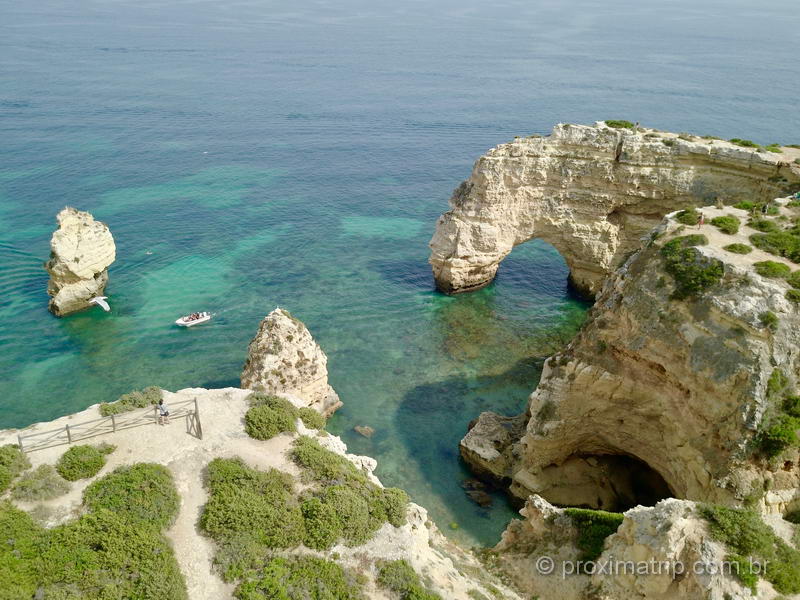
17,434,23,453
65,424,72,444
111,414,116,432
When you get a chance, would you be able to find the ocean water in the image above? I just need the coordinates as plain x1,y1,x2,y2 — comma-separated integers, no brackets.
2,0,799,546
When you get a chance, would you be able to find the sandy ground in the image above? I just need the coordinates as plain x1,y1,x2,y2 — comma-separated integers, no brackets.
0,387,517,600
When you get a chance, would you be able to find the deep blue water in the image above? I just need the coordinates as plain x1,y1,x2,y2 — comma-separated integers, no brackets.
1,0,799,546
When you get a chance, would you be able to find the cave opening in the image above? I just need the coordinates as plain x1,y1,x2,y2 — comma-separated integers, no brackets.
539,453,674,512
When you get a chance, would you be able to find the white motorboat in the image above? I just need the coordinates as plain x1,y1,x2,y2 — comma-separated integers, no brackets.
175,311,212,327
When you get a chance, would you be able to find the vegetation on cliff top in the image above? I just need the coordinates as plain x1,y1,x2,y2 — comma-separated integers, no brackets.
660,234,724,299
235,555,365,600
700,504,800,594
244,393,327,441
0,444,30,493
604,119,635,129
56,443,115,481
0,463,187,599
377,559,442,600
564,507,624,562
99,385,162,416
11,465,70,502
711,215,740,235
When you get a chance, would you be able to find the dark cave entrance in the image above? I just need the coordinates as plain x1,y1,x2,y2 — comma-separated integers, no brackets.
540,453,674,512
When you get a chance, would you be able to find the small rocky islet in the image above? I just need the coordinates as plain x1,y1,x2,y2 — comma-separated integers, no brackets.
4,121,800,599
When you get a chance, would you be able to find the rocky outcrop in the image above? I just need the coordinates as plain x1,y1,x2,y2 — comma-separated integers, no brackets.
462,204,800,516
495,495,762,600
429,123,800,296
44,207,116,316
241,308,342,416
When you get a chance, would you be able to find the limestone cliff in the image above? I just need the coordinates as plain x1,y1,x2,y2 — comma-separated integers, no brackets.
44,207,116,316
462,203,800,516
241,307,342,416
429,123,799,296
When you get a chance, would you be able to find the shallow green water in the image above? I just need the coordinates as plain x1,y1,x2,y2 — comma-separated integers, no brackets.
2,0,799,546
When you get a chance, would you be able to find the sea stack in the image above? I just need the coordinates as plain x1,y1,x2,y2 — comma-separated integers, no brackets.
44,207,116,316
241,308,342,416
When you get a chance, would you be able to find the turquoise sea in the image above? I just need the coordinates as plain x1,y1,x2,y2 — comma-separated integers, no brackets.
2,0,799,546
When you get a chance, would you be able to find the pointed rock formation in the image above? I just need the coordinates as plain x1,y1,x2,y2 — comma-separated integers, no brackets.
429,122,800,296
241,308,342,416
45,207,116,316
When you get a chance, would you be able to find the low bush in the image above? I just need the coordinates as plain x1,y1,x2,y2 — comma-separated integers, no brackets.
11,465,70,502
244,399,297,440
298,407,326,430
765,144,783,153
759,415,800,458
675,208,701,226
730,138,760,148
724,243,753,254
759,311,779,331
783,396,800,418
711,215,740,234
83,463,179,528
56,444,114,481
377,560,442,600
660,235,723,299
235,556,365,600
750,232,800,261
754,261,791,278
99,386,162,417
787,289,800,304
700,505,800,595
733,201,755,211
662,139,675,147
0,444,30,492
0,465,188,600
564,508,624,562
604,119,634,129
748,218,781,233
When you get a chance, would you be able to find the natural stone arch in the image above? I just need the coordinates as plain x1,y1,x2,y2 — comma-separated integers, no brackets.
429,123,800,296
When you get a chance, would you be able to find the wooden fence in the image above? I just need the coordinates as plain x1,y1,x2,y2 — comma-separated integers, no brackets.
17,397,203,453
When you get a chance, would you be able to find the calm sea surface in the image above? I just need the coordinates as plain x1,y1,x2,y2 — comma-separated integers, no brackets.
2,0,799,545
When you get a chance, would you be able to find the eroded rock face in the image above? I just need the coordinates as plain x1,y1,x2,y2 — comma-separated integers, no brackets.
429,123,799,296
241,308,342,416
466,210,800,515
44,207,116,316
496,495,757,600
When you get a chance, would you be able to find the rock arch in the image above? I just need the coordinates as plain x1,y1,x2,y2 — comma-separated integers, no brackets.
429,123,800,296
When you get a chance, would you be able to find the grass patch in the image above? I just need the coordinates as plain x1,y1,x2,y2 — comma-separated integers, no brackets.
724,243,753,254
0,465,187,599
564,508,624,562
729,138,760,148
604,119,634,129
765,144,783,153
750,231,800,262
700,505,800,595
788,271,800,289
83,463,179,528
235,555,364,599
244,394,298,440
759,311,779,331
660,235,723,299
0,444,30,492
377,560,442,600
754,261,791,278
711,215,740,234
748,218,782,233
675,208,700,226
734,201,755,211
99,386,161,417
787,289,800,304
56,444,114,481
11,465,70,502
298,406,326,430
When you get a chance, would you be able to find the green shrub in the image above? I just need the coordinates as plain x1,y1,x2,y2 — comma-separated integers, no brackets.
783,396,800,418
734,201,755,211
604,120,635,129
660,235,723,299
754,261,792,278
759,311,779,331
244,401,297,440
291,436,368,485
0,444,30,477
234,556,365,600
377,560,442,600
711,215,740,234
787,289,800,304
724,243,753,254
564,508,624,562
748,218,782,233
382,487,410,527
750,232,800,261
0,478,188,600
700,505,800,595
0,465,11,493
767,368,789,400
83,463,179,528
56,444,112,481
765,144,783,153
662,139,675,147
99,386,162,416
789,272,800,290
730,138,760,148
301,496,343,550
760,415,800,457
298,407,326,430
11,465,70,502
675,208,701,226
